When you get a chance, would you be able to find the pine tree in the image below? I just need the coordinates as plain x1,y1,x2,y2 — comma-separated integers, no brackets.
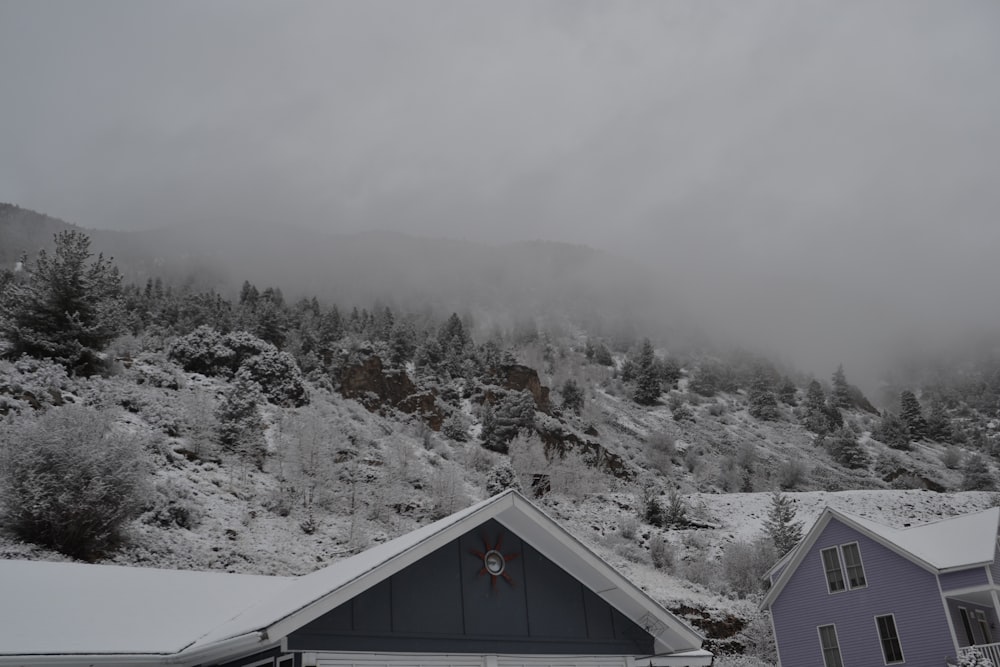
832,364,851,409
778,377,798,405
747,366,780,421
560,379,584,414
216,370,267,470
0,230,124,374
763,491,804,555
877,411,911,450
633,339,662,405
962,453,996,491
899,390,928,441
925,399,953,442
802,380,831,434
826,428,870,469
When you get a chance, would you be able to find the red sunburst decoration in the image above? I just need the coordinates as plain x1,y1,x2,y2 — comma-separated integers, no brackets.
470,532,519,590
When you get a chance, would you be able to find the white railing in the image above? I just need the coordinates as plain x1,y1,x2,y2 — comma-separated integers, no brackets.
961,643,1000,666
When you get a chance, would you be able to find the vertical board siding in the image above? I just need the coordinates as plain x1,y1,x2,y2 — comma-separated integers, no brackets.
289,519,653,655
940,568,990,592
771,518,954,667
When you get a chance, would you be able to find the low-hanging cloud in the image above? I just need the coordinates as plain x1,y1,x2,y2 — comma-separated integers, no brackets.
2,0,999,387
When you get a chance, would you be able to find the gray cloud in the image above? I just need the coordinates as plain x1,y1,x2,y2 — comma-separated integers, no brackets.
2,0,999,385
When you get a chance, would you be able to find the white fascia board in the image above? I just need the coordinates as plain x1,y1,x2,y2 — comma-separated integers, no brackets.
264,493,515,641
761,507,938,609
641,649,714,667
0,633,268,667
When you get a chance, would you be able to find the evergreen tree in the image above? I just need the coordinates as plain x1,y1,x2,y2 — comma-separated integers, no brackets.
763,491,804,555
826,428,870,469
899,390,928,441
633,339,662,405
0,230,124,374
925,399,953,443
747,366,780,421
802,380,831,434
831,364,851,409
690,362,720,397
778,377,798,405
962,453,996,491
876,411,911,450
216,370,267,470
560,378,584,414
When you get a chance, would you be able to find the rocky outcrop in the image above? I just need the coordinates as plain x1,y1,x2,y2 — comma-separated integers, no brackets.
493,364,550,413
339,355,444,430
534,416,634,480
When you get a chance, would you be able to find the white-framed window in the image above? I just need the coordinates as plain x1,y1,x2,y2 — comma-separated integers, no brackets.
841,542,867,589
818,624,845,667
976,610,994,644
822,547,847,593
875,614,905,664
960,607,977,645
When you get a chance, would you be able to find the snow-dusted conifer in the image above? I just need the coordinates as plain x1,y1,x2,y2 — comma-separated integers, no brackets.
763,491,803,556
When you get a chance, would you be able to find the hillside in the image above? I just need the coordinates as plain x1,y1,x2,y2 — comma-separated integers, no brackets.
3,209,1000,665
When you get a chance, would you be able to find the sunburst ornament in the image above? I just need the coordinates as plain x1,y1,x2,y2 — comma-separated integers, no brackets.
470,532,519,590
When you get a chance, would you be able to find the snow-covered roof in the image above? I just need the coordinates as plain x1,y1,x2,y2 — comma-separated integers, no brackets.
762,506,1000,609
0,559,291,656
847,506,1000,571
0,490,707,666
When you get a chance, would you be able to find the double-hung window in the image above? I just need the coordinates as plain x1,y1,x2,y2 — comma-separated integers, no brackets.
821,543,866,593
818,624,844,667
842,543,866,588
822,547,846,593
875,614,905,664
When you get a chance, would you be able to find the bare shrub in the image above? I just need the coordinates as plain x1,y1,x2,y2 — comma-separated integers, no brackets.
618,513,639,540
649,534,675,570
941,445,963,470
0,405,149,560
721,538,778,598
776,458,808,490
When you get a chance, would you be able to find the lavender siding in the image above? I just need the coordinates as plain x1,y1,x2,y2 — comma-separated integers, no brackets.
771,518,955,667
940,567,990,592
946,599,997,647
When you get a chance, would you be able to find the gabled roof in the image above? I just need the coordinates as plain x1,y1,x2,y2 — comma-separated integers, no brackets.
0,490,706,666
762,506,1000,609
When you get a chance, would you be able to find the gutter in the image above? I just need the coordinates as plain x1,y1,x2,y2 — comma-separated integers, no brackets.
0,632,267,667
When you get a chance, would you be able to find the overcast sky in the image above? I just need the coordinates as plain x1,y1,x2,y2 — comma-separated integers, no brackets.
2,1,999,380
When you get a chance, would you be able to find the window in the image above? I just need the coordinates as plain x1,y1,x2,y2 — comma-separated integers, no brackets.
822,547,846,593
819,624,844,667
841,543,866,589
960,607,976,645
976,610,993,644
822,543,867,593
876,615,905,664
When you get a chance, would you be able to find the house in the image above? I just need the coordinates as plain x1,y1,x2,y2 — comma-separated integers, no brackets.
0,490,712,667
762,505,1000,666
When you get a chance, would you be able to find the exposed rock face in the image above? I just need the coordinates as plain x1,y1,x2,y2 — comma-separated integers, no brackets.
535,418,634,480
339,355,444,430
495,364,550,413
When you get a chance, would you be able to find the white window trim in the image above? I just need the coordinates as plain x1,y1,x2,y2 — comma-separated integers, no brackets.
874,613,905,665
959,606,977,645
822,547,847,595
842,542,869,591
817,624,845,667
245,659,275,667
976,609,994,644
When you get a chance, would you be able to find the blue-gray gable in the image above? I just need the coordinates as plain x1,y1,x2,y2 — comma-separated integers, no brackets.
288,519,654,655
770,517,955,667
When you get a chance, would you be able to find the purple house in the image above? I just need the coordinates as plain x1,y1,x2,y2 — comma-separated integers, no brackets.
763,506,1000,666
